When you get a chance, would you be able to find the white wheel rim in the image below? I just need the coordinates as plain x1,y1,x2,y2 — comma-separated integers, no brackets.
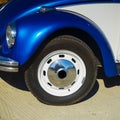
37,50,86,97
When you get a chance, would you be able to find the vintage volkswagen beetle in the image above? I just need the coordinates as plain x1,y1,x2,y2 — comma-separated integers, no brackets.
0,0,120,105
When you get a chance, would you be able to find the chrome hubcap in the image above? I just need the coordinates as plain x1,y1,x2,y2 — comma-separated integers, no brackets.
37,50,86,97
48,59,76,88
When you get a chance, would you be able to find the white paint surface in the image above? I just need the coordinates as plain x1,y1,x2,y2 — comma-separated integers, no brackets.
58,4,120,62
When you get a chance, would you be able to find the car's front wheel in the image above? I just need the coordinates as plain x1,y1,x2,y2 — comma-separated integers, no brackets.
25,35,97,105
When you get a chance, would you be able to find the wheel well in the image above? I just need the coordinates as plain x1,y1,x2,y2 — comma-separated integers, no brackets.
21,27,103,72
45,28,103,66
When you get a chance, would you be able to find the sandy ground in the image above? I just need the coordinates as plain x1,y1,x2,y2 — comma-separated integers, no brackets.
0,70,120,120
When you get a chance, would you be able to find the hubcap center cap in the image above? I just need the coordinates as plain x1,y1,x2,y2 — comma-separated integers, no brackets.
57,70,67,79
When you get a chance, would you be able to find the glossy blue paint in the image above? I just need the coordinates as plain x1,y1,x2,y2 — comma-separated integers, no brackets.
1,10,117,77
0,0,119,76
0,0,118,38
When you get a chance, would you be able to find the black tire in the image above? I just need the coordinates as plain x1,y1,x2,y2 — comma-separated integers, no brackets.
25,35,97,105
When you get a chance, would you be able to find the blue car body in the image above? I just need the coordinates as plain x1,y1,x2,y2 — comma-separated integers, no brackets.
0,0,120,77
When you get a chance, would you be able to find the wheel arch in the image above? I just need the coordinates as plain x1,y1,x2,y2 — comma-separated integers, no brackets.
14,10,118,77
23,26,117,77
40,27,118,77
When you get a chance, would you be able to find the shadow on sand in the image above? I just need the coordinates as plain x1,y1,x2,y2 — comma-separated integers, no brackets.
0,67,120,103
0,71,28,91
81,67,120,102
